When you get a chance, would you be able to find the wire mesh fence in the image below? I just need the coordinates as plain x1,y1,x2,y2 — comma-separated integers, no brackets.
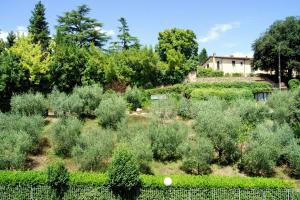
0,185,299,200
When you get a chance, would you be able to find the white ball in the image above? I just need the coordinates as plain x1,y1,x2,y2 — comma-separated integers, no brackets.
164,177,172,186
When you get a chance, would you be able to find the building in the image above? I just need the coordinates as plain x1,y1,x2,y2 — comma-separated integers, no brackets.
202,54,255,76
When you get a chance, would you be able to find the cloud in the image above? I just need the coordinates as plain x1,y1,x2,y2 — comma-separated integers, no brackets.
231,52,253,58
95,27,115,37
199,22,240,43
0,31,8,41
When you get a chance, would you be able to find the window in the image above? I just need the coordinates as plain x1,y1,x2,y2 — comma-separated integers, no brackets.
240,62,243,66
207,64,209,68
232,61,236,67
217,61,220,70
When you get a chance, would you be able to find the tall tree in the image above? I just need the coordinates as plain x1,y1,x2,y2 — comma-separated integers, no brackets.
6,31,16,48
199,48,208,65
117,17,140,50
252,16,300,79
56,5,109,48
28,1,50,50
0,39,5,54
157,28,198,62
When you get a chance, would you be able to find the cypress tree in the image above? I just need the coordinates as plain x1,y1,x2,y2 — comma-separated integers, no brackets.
199,48,208,65
28,1,50,50
6,31,16,48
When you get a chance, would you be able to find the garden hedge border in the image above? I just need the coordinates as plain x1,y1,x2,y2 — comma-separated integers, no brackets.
0,171,295,189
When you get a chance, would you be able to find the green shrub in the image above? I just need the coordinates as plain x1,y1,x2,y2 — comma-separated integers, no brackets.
288,79,300,90
231,99,269,126
177,98,195,119
194,107,241,164
10,92,48,116
0,130,31,169
96,94,127,129
72,128,114,171
286,142,300,177
71,84,103,116
125,86,148,111
48,89,70,116
197,67,224,77
181,137,214,175
47,162,70,200
150,98,178,120
50,117,83,157
150,121,187,161
232,72,242,77
190,88,253,101
108,145,140,192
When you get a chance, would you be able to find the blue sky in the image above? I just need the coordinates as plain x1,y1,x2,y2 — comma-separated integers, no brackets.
0,0,299,57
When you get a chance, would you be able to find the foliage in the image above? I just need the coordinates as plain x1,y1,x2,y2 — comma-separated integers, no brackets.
95,93,127,129
0,50,30,111
6,31,16,48
72,128,114,171
197,67,224,77
10,35,50,84
190,88,253,101
0,130,31,170
50,37,87,92
177,98,194,119
252,16,300,78
28,1,50,50
0,170,295,189
47,162,69,199
181,137,214,175
50,117,83,157
125,86,147,110
71,84,103,116
288,79,300,90
108,145,140,192
286,141,300,177
157,28,198,62
56,5,109,48
194,105,241,164
10,92,48,116
199,48,208,65
150,121,187,161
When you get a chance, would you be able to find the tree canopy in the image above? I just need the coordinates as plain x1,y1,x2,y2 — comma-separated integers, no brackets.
116,17,140,50
199,48,208,65
56,5,110,48
252,16,300,78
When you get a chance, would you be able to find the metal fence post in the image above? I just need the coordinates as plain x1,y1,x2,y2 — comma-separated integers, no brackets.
188,189,191,200
263,190,266,200
238,189,241,200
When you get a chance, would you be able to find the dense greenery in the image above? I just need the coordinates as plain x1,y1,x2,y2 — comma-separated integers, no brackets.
47,162,69,199
197,67,224,77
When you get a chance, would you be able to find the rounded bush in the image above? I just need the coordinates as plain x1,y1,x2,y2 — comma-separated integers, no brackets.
72,128,114,171
108,145,140,192
10,92,48,116
288,79,300,90
150,98,178,120
50,117,83,157
181,137,214,175
47,162,69,199
95,94,127,129
125,86,147,111
150,121,187,161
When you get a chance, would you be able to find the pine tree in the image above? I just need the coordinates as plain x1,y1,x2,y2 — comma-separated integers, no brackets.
117,17,140,50
28,1,50,50
56,5,109,48
6,31,16,48
199,48,208,65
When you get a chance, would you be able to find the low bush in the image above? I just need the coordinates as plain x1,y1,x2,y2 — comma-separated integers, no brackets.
71,84,103,116
232,72,242,77
125,86,148,111
177,98,195,119
47,162,69,200
0,113,44,153
181,137,214,175
10,92,48,116
48,88,70,116
197,67,224,77
0,171,295,189
96,94,127,129
108,145,140,193
72,128,114,171
288,79,300,90
194,107,241,164
286,142,300,177
0,130,31,169
150,121,187,161
190,88,253,101
50,117,83,157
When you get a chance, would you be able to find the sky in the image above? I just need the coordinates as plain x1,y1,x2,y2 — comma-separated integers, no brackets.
0,0,299,57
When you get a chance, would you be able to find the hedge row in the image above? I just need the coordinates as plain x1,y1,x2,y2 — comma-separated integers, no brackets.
197,68,224,77
0,171,295,189
190,88,253,101
146,81,273,96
